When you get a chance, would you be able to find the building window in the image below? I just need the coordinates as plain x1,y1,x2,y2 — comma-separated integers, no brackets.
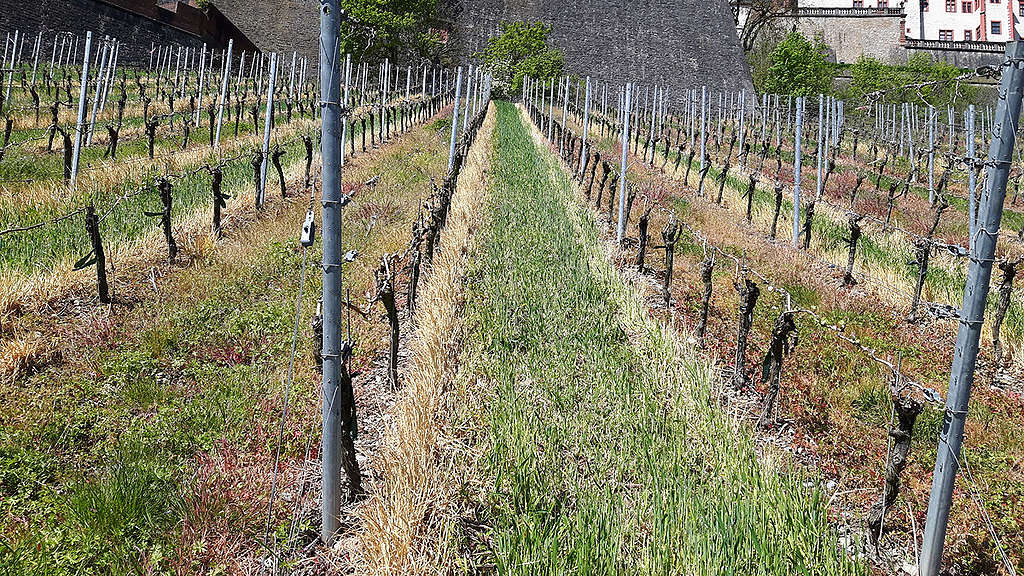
962,1,973,11
1019,3,1024,14
992,20,1002,34
853,0,864,6
921,0,927,9
946,0,957,10
964,29,973,40
991,0,999,4
880,0,889,8
939,29,955,40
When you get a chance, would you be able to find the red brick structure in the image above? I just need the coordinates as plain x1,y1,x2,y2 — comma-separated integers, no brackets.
0,0,257,63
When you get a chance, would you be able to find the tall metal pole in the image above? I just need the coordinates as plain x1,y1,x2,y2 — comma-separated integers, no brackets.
462,65,472,136
617,82,632,243
815,94,823,202
919,40,1024,576
214,39,233,149
446,67,463,174
578,76,591,176
258,53,277,207
341,54,352,166
699,86,707,177
194,44,207,126
70,32,92,190
793,96,803,248
320,0,350,544
559,75,569,156
928,104,935,204
967,105,977,251
85,37,109,146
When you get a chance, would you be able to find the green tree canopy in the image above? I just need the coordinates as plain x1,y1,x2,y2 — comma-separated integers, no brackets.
847,54,975,107
475,21,564,99
763,31,832,97
339,0,442,64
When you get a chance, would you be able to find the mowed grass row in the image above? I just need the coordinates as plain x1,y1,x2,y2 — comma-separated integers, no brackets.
461,101,863,575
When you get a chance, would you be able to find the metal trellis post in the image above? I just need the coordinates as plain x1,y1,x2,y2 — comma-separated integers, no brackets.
919,41,1024,576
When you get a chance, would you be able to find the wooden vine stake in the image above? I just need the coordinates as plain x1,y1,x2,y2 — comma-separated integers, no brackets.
843,214,864,287
769,179,784,240
77,205,111,304
992,258,1019,365
210,166,227,238
272,145,286,198
636,204,652,270
145,178,177,262
373,254,400,389
743,172,757,223
867,388,922,544
145,116,158,158
732,268,760,389
250,149,264,208
661,214,682,306
695,251,715,347
585,151,599,200
759,309,797,427
908,238,932,321
303,135,313,188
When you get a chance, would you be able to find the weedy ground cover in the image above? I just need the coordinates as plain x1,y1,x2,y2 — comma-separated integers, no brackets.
559,106,1024,573
454,100,863,575
0,111,452,574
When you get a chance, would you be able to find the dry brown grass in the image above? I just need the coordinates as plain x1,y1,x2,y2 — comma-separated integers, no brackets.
354,104,495,576
0,332,51,385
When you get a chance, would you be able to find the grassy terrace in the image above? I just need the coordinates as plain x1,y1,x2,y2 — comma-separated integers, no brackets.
459,101,862,574
0,109,453,573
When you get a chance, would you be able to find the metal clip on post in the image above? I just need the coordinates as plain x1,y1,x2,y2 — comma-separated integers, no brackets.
301,208,316,247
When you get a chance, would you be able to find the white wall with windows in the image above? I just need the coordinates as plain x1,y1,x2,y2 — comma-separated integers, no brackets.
904,0,1023,41
798,0,896,8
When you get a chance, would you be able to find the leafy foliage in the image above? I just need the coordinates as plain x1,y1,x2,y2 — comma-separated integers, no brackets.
339,0,443,63
845,54,976,107
475,21,564,98
762,31,833,97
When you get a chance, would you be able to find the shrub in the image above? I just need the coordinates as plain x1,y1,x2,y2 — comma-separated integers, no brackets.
763,31,833,97
847,54,976,107
475,21,564,99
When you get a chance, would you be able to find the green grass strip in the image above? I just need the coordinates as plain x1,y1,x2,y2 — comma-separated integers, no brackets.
464,101,864,575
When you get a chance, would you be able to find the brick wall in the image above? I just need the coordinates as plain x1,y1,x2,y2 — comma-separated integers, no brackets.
0,0,254,65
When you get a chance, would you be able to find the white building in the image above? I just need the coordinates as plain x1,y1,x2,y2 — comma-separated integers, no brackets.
732,0,1011,64
904,0,1020,42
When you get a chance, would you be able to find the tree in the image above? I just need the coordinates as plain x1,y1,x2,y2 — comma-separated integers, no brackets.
339,0,443,64
475,21,564,99
762,31,832,96
733,0,796,52
846,54,975,107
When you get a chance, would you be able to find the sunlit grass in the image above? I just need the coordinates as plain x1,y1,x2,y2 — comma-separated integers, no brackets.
461,101,863,575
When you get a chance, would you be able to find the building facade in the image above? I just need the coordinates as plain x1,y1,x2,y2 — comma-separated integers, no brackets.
733,0,1010,66
904,0,1020,42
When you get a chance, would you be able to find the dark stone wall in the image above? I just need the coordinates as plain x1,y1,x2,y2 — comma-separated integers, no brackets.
0,0,198,64
455,0,753,102
213,0,319,60
906,47,1002,69
210,0,752,101
5,0,752,97
0,0,254,65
